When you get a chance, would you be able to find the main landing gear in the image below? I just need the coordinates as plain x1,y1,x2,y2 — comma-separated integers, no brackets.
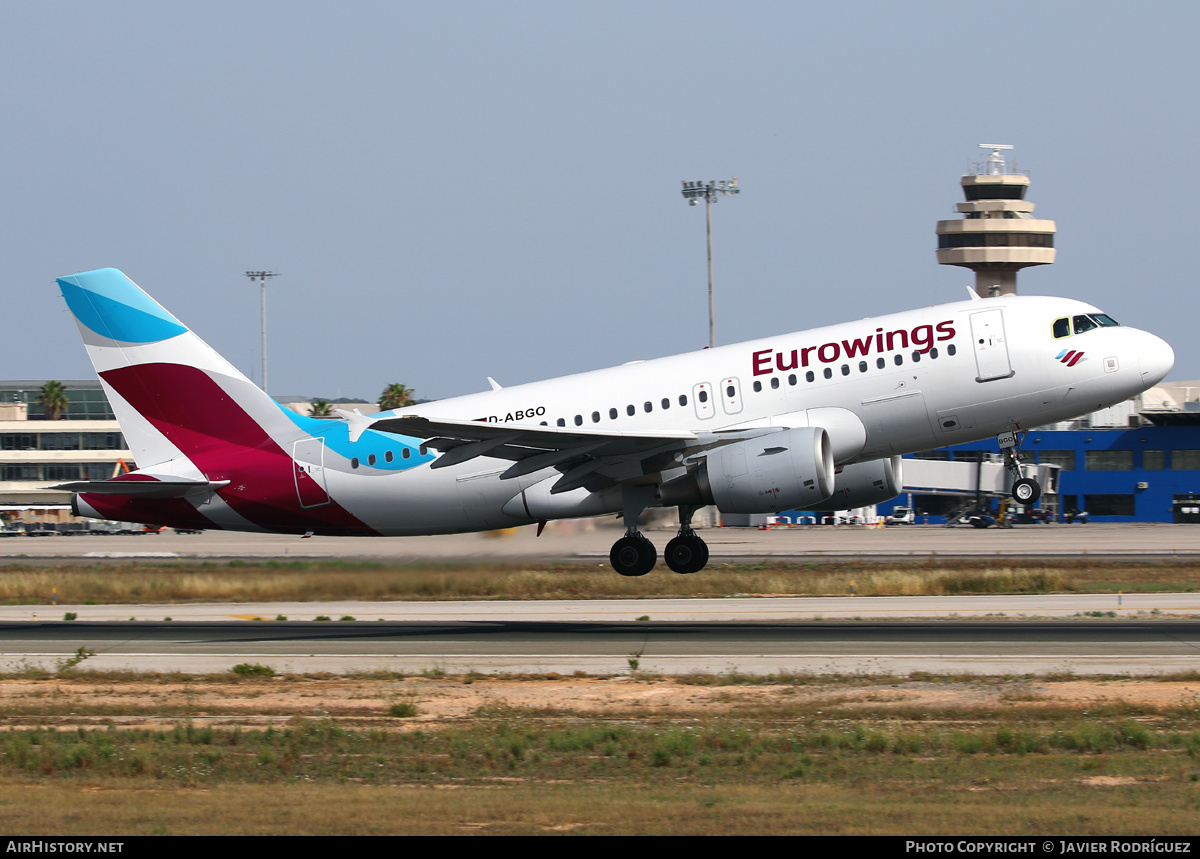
998,430,1041,505
663,506,709,575
608,492,710,577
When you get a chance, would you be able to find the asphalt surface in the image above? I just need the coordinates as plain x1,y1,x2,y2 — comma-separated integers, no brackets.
3,522,1199,675
2,521,1199,562
4,618,1199,676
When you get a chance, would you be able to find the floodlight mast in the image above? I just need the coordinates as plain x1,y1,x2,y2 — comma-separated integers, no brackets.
681,178,739,348
244,271,280,395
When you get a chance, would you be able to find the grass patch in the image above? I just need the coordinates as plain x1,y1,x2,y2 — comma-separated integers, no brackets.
231,663,277,678
0,673,1196,833
0,558,1197,605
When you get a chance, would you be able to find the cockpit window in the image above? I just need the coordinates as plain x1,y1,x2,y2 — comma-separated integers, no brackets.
1055,314,1119,339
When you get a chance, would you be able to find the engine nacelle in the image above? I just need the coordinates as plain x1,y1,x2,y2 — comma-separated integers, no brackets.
661,427,834,514
798,456,902,510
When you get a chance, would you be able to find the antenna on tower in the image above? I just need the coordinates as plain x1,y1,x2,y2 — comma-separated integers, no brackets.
978,143,1014,175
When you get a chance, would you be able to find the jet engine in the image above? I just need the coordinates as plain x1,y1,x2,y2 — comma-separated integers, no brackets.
800,456,902,510
660,427,834,514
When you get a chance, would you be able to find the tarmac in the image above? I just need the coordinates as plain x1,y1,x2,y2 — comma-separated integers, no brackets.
1,521,1197,562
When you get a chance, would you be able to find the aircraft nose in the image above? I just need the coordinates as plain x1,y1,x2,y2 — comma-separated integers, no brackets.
1138,333,1174,389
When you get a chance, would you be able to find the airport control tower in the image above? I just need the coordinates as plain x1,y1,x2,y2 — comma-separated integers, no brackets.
936,144,1056,297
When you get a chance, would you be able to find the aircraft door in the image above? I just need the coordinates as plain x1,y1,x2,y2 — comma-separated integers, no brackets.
970,309,1014,382
293,437,331,508
692,382,715,420
719,377,743,415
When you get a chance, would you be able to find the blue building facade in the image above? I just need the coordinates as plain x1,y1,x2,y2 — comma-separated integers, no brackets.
875,425,1200,523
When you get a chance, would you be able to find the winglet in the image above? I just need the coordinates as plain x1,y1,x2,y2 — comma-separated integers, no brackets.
335,408,377,443
965,286,981,301
487,377,503,391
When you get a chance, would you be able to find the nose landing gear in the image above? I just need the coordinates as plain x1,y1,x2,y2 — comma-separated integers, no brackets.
998,430,1041,505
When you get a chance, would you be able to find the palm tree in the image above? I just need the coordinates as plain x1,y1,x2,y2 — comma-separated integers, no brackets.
308,399,334,418
378,383,415,411
38,381,69,421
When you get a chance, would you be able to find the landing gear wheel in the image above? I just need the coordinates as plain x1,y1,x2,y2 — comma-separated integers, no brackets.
1011,477,1041,505
610,534,657,577
664,534,710,574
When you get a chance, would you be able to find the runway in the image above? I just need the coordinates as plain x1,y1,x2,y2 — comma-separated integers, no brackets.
2,617,1198,676
3,521,1200,563
2,523,1198,675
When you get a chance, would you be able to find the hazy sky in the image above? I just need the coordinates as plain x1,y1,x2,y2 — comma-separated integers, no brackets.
3,1,1197,402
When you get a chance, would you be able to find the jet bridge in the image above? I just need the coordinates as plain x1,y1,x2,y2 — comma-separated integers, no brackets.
900,456,1059,516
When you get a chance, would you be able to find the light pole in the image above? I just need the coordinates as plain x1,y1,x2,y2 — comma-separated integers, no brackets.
681,177,739,348
245,271,280,394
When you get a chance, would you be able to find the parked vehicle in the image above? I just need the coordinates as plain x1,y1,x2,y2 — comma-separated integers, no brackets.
887,506,915,525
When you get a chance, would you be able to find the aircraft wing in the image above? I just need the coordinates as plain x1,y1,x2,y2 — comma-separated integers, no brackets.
365,414,782,494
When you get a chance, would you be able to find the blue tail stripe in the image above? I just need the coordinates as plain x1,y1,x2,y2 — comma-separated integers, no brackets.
58,269,188,344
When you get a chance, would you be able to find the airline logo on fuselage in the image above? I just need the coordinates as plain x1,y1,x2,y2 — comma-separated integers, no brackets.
751,320,956,376
1056,349,1085,367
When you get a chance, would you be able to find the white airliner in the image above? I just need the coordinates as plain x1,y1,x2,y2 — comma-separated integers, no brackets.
54,268,1173,576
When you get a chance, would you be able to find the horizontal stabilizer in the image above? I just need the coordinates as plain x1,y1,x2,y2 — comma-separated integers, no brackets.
53,478,230,499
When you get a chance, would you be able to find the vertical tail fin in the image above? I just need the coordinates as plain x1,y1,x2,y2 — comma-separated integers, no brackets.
57,268,291,471
58,269,378,535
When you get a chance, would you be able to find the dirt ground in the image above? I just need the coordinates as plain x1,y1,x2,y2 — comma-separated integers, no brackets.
2,675,1197,730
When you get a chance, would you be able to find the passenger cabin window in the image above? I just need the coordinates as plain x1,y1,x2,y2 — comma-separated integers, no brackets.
661,398,670,409
771,377,780,389
698,390,708,403
1053,317,1071,338
609,408,618,420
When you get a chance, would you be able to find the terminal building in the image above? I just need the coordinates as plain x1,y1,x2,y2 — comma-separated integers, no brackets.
0,381,130,524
